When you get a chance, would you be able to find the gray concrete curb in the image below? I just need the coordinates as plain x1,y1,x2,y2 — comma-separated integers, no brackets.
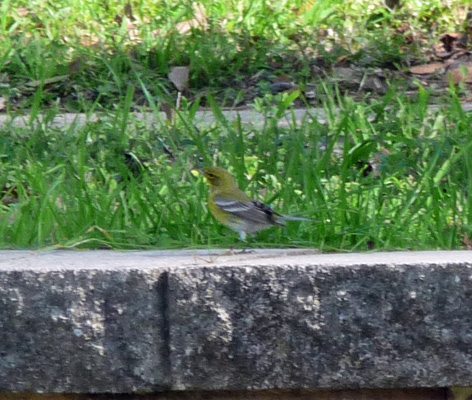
2,103,472,130
0,109,325,130
0,250,471,393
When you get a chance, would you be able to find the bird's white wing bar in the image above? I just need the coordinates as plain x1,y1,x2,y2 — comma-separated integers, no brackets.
215,199,253,213
214,198,283,226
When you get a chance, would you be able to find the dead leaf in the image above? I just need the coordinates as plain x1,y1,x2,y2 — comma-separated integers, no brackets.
410,63,445,75
335,54,351,67
169,66,190,91
80,34,101,47
448,68,472,84
114,12,141,43
153,4,207,38
126,21,141,44
463,234,472,250
174,3,207,35
397,23,416,44
17,7,29,17
447,62,472,84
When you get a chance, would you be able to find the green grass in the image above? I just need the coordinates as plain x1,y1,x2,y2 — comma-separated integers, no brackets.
0,0,471,250
0,0,470,110
1,85,471,250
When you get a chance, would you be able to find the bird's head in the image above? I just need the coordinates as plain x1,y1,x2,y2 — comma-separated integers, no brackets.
203,167,237,189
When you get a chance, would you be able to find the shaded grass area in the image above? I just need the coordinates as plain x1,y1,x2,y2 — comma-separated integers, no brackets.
1,87,471,250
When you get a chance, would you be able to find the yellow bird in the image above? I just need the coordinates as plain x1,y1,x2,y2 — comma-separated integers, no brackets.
203,167,311,241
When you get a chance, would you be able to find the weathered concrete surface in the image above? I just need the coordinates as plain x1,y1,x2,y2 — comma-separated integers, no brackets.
0,250,471,393
168,250,472,390
0,254,169,393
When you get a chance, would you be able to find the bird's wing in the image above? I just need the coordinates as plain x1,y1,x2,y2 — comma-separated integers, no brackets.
214,198,284,226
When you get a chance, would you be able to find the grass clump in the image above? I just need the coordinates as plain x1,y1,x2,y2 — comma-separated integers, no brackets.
0,86,471,250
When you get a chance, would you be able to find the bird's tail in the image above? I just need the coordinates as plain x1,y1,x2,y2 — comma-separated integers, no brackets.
279,215,312,222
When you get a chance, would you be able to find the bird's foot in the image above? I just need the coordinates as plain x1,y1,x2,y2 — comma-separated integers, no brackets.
235,247,255,254
223,247,255,256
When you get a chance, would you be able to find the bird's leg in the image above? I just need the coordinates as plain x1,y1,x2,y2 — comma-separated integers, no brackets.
235,231,255,254
222,231,254,255
222,232,242,255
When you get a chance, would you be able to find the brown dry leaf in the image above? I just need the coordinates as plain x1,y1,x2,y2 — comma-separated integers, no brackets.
447,62,472,84
169,66,190,91
80,34,101,47
174,3,207,35
410,63,445,75
463,234,472,250
87,225,112,240
17,7,29,17
126,20,142,44
397,23,416,44
115,4,140,44
335,54,351,67
449,68,472,84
